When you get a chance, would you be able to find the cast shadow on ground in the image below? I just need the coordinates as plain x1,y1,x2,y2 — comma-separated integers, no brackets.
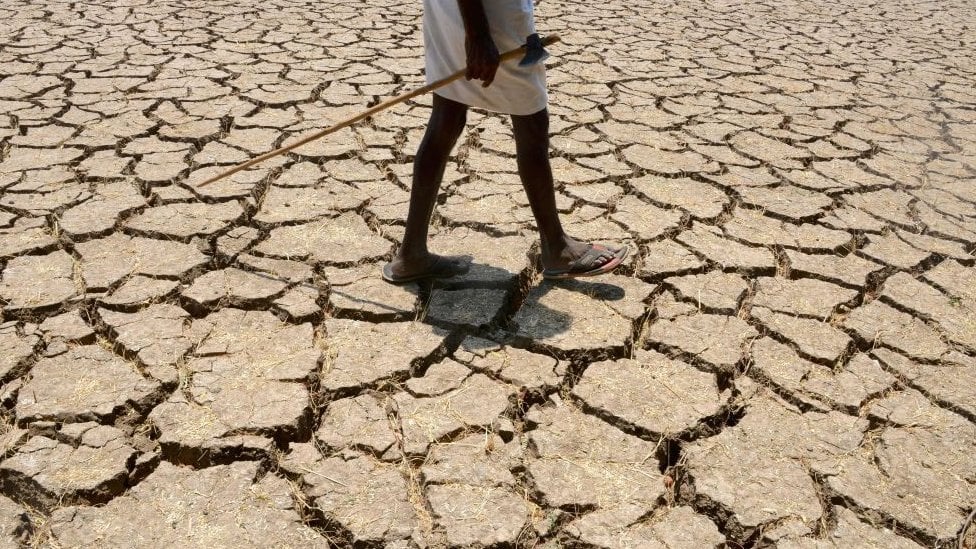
430,255,628,344
510,276,626,340
219,256,627,347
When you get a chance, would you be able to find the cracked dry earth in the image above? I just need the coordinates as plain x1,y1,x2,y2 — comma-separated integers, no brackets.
0,0,974,547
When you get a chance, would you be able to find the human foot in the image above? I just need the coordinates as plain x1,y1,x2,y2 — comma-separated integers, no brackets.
541,241,629,280
382,253,471,284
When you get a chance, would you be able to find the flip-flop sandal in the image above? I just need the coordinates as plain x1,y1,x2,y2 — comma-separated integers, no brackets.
382,255,471,284
542,244,629,280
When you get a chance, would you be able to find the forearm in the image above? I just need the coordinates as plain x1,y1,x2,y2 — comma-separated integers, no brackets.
456,0,491,41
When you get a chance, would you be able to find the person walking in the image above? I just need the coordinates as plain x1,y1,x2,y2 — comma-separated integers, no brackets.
382,0,628,283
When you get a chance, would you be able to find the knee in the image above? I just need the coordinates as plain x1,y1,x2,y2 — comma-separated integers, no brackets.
438,114,467,144
514,124,549,157
427,95,467,140
512,109,550,152
424,111,466,150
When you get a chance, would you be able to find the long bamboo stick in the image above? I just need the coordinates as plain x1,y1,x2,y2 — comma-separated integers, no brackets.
195,35,560,187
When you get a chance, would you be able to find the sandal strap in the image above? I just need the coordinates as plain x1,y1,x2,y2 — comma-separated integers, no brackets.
565,244,607,271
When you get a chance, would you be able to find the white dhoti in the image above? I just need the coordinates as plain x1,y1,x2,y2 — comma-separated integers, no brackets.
422,0,547,116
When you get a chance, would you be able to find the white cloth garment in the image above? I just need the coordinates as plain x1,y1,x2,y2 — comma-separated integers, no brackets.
423,0,547,115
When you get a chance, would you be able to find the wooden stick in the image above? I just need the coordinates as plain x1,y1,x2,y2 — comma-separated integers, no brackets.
196,35,560,187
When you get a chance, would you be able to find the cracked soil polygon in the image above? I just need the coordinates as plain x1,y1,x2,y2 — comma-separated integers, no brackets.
422,433,528,546
647,313,758,369
623,145,719,175
255,184,367,225
98,276,180,308
881,272,976,351
0,250,78,313
640,240,706,279
776,506,923,548
785,250,883,288
631,175,728,220
724,208,852,252
0,425,135,510
274,286,321,321
565,504,725,549
753,276,858,319
676,222,776,271
0,326,38,381
750,306,852,363
426,287,509,327
454,337,565,392
16,346,161,425
665,271,749,313
874,347,976,418
0,218,56,259
737,185,832,220
843,300,948,361
123,201,244,240
181,267,288,312
394,372,513,456
75,234,208,290
329,276,418,319
255,212,391,265
321,319,444,393
316,393,400,461
48,461,325,547
923,259,976,300
427,484,529,547
280,448,417,545
428,230,533,285
611,195,684,241
572,350,730,436
859,233,932,270
525,403,663,510
99,304,205,370
38,311,94,344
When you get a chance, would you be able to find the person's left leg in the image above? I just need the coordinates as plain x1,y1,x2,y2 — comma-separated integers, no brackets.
511,108,622,274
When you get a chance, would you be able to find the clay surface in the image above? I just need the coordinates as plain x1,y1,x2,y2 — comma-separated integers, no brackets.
0,1,973,546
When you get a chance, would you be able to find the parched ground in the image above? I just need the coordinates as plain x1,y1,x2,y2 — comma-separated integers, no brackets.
0,0,974,547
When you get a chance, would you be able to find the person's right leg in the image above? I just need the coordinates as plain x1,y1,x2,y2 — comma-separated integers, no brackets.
511,108,623,275
385,94,471,281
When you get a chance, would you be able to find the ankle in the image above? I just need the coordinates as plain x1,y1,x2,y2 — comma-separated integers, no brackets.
395,246,429,261
541,233,571,254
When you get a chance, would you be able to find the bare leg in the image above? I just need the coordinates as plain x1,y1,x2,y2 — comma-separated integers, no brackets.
385,94,471,280
511,108,616,271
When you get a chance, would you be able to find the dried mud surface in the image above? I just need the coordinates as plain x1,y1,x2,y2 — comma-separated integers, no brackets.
0,0,974,547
